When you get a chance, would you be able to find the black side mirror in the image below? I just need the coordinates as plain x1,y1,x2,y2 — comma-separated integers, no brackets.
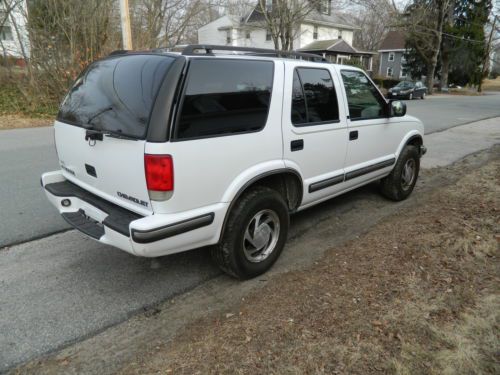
390,100,406,117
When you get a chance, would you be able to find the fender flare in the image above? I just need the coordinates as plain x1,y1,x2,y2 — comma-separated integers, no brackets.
396,131,424,158
218,166,303,242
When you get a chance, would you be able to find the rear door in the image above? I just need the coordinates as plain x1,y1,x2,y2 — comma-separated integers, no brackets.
55,54,176,215
282,62,348,207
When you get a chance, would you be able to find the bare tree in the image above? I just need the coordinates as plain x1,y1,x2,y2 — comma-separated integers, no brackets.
255,0,323,51
404,0,454,94
130,0,206,49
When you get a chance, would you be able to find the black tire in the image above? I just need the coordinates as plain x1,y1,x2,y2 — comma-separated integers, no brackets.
380,145,420,201
421,92,426,99
211,186,289,279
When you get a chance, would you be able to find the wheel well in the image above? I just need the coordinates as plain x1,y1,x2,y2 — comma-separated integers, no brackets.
236,171,303,212
406,135,423,148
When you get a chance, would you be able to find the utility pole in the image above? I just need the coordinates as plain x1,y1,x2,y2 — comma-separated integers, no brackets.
119,0,133,50
478,14,497,93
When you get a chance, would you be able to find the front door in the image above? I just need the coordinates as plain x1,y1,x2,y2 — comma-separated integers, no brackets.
282,62,349,207
339,69,402,184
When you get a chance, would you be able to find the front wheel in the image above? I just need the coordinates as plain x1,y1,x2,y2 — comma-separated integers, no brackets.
421,92,426,99
380,145,420,201
211,186,289,279
408,93,413,100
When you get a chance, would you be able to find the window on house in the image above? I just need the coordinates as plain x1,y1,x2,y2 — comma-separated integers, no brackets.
245,31,251,39
340,70,387,121
313,26,318,40
291,68,339,126
321,0,331,15
0,25,13,41
387,67,394,77
388,52,395,61
265,0,272,11
266,29,272,41
400,67,408,78
338,30,342,39
175,59,274,140
226,30,231,44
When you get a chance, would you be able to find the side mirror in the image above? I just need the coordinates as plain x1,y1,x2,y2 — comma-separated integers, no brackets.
390,100,406,117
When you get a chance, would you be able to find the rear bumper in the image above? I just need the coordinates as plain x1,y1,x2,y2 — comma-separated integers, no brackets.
41,170,227,257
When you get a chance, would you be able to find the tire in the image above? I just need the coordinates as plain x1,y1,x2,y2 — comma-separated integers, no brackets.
380,145,420,201
408,93,413,100
211,186,289,279
421,92,426,99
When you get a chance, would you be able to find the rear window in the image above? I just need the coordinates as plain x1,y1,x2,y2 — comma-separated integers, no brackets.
174,59,274,140
57,54,174,139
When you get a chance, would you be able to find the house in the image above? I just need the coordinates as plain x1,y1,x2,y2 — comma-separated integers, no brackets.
298,39,375,72
197,1,373,70
0,0,29,60
378,30,407,78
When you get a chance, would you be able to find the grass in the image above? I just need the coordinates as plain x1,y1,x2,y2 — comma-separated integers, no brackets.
0,81,57,119
482,77,500,91
118,156,500,375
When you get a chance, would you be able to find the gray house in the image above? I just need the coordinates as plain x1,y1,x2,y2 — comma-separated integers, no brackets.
378,31,408,79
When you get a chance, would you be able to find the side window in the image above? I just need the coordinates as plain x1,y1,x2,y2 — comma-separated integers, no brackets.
340,70,387,121
291,68,339,126
175,59,274,140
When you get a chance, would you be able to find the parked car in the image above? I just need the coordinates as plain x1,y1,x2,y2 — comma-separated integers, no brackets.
41,45,426,279
388,81,427,100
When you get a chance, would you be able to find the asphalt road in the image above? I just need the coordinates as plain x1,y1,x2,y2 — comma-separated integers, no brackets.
0,94,499,372
406,91,500,133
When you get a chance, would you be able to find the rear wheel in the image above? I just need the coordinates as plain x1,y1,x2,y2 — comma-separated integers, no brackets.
421,92,426,99
380,145,420,201
211,186,289,279
408,93,413,100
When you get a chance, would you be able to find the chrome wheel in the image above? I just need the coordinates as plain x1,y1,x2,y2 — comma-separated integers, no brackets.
243,209,280,263
409,93,413,100
401,158,416,190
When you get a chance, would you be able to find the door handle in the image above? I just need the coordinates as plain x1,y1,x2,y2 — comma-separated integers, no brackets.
291,139,304,152
349,131,358,141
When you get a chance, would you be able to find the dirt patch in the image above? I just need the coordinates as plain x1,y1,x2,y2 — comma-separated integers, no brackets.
118,158,500,374
0,115,51,130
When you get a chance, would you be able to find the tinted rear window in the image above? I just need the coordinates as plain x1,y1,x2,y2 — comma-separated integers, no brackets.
57,54,174,138
174,59,274,140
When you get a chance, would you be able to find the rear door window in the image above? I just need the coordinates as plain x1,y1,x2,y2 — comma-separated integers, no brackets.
58,54,174,139
174,59,274,140
291,67,339,126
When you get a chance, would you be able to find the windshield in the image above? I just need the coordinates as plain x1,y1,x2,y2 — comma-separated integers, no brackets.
57,54,174,139
395,81,413,89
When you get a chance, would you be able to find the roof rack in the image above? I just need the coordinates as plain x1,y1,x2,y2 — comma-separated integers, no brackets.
181,44,326,62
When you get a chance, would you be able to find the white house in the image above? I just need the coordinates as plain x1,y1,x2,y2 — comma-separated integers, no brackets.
197,1,374,71
0,0,29,59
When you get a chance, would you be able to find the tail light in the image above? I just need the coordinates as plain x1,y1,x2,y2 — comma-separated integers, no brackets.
145,154,174,201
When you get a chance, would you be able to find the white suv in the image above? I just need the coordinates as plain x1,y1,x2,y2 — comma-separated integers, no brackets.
41,45,426,279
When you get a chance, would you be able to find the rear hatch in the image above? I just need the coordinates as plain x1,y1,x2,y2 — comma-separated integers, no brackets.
54,53,176,215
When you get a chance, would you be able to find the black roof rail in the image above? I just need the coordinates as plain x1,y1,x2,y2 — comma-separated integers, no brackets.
109,49,130,56
181,44,326,62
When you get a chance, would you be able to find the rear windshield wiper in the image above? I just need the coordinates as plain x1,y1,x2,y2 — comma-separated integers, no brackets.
87,107,114,126
102,129,138,141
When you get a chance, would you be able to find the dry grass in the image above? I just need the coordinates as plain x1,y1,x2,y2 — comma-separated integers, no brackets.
482,77,500,91
118,157,499,374
0,115,51,130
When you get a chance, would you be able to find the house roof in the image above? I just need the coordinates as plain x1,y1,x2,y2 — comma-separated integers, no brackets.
245,6,358,30
299,39,375,55
378,30,406,51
